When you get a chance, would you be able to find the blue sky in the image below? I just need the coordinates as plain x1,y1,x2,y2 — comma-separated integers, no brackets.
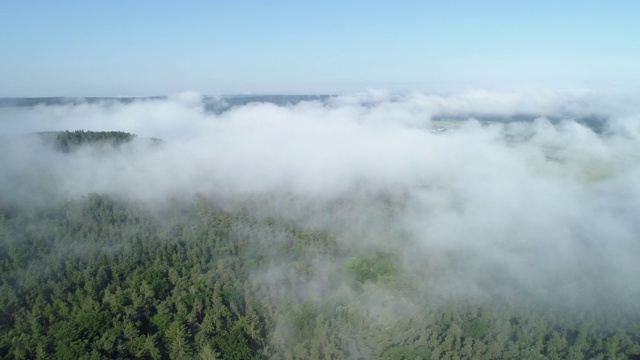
1,1,638,96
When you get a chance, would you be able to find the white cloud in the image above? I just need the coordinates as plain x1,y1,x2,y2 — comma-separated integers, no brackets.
2,89,640,312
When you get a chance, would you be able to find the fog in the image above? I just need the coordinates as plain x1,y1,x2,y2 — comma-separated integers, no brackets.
1,89,640,316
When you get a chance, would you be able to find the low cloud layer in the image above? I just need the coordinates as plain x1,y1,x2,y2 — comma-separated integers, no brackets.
2,89,640,314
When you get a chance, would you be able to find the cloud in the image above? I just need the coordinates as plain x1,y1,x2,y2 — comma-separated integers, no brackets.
1,89,640,314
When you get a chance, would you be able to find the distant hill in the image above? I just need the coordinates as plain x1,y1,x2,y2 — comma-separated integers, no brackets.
0,95,331,114
0,96,165,107
0,95,608,132
432,113,609,133
203,94,330,114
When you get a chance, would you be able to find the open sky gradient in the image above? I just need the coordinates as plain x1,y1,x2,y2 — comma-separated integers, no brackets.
1,0,638,96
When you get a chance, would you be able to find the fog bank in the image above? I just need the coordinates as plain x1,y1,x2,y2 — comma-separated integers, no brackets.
1,89,639,313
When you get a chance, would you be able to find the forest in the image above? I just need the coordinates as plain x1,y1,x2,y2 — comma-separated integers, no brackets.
1,131,640,359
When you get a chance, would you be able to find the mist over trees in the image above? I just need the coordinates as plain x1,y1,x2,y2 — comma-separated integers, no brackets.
2,191,639,359
1,91,640,359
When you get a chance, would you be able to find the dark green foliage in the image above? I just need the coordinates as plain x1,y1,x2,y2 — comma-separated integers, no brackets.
343,251,398,285
1,193,639,359
381,344,429,360
462,318,490,339
37,130,136,152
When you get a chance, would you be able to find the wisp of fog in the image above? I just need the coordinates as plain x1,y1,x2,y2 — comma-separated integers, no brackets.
1,89,639,316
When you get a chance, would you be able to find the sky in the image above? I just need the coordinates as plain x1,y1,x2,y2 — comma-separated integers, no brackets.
1,0,639,96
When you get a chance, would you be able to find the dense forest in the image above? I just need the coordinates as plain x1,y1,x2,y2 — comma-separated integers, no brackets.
1,131,639,359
